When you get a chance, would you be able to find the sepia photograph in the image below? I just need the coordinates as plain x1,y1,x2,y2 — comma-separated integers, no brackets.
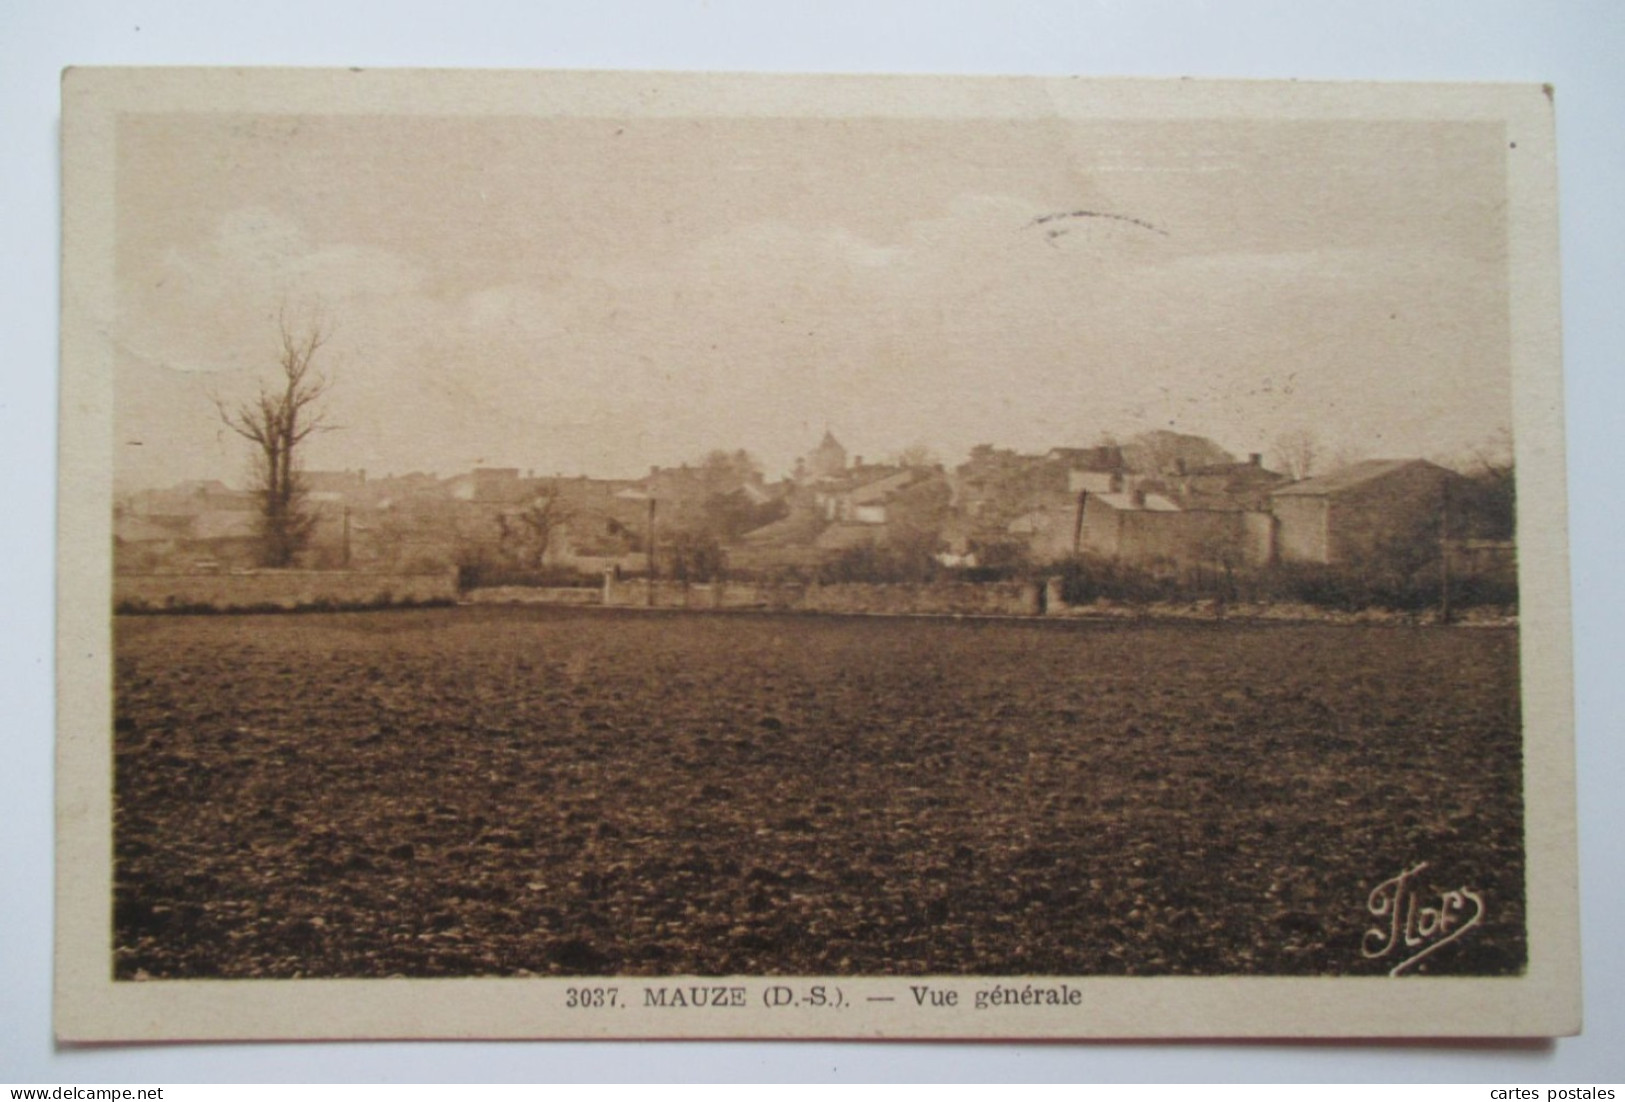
55,68,1577,1040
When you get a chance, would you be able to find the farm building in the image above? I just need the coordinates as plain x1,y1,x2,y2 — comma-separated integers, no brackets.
112,514,189,573
1270,458,1461,566
1007,493,1086,562
447,466,531,504
814,466,917,524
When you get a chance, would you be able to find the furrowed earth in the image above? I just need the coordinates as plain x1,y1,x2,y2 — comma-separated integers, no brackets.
112,607,1525,979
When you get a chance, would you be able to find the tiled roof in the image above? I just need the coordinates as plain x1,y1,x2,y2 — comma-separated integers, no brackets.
191,511,260,541
739,514,820,546
1271,459,1441,497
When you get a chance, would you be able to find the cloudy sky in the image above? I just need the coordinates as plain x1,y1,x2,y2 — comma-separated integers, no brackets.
112,111,1512,488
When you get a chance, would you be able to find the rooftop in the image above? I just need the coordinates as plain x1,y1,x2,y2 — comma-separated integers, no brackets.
1271,459,1444,497
1093,492,1180,512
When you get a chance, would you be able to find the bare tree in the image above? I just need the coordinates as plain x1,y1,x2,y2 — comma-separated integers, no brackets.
1459,428,1516,541
215,315,333,567
1271,428,1319,481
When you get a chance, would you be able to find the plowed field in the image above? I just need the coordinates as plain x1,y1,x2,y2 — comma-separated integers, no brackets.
113,607,1525,978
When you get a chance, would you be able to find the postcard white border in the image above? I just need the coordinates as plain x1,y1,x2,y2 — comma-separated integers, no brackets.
56,67,1579,1042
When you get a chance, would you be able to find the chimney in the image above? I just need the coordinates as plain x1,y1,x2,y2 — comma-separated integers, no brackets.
1249,453,1262,467
854,455,863,468
649,465,659,478
1132,489,1147,508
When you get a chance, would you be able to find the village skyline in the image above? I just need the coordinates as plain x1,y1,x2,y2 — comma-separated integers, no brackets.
118,421,1508,498
115,415,1517,596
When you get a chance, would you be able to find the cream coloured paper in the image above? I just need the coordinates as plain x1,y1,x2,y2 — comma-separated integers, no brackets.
58,68,1576,1041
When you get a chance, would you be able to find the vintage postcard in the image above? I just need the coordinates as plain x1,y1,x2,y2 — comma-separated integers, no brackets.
57,68,1578,1040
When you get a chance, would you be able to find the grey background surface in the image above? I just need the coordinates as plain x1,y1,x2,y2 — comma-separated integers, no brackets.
3,0,1621,1083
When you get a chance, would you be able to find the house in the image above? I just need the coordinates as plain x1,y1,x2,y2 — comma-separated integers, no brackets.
1167,453,1290,512
365,471,448,509
728,505,831,573
1270,458,1461,566
114,486,262,570
797,431,849,481
1007,493,1087,563
126,479,255,518
1047,444,1125,470
113,514,190,573
303,469,369,500
184,510,263,569
538,477,648,565
1118,430,1236,477
815,522,884,552
1049,445,1127,495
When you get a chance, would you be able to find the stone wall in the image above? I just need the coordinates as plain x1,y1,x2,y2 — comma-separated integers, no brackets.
602,577,1040,616
115,569,459,612
463,586,602,606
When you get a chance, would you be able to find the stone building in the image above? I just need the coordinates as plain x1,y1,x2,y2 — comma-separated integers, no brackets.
1270,458,1460,566
804,431,849,480
1077,490,1276,570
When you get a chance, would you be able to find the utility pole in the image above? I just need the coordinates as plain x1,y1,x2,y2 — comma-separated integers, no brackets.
646,495,657,607
1072,490,1089,555
1439,480,1452,624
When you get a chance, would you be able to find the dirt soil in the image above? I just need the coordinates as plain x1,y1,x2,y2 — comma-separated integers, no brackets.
112,607,1525,978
